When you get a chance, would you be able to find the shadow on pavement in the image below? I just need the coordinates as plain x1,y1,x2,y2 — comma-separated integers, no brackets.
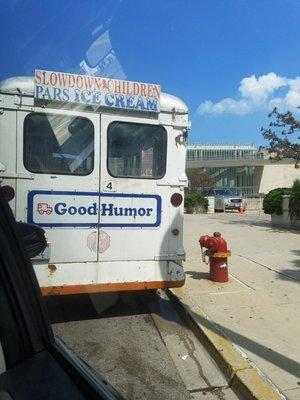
185,270,210,280
46,287,300,380
277,249,300,283
45,291,153,323
202,210,300,233
139,292,300,380
220,216,299,233
167,295,300,380
187,306,300,379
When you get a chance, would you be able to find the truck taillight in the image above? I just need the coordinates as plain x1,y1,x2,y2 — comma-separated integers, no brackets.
172,228,179,236
1,185,15,202
170,193,183,207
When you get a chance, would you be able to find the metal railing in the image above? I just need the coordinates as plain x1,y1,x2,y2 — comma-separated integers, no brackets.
186,153,264,162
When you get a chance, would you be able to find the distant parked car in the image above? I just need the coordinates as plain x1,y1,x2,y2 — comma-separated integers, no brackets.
202,188,246,212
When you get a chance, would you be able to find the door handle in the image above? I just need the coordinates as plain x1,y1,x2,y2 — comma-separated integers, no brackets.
156,181,188,188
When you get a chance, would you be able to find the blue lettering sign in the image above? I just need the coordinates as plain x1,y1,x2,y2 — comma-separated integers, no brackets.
115,94,125,108
62,88,69,101
55,202,67,215
126,96,135,108
146,98,158,111
92,91,101,105
54,202,98,215
136,97,146,110
101,203,114,216
87,203,97,215
35,85,44,98
28,191,161,228
81,90,92,103
105,93,114,107
74,88,81,102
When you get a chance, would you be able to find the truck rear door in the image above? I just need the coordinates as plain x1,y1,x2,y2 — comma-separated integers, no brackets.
98,113,169,262
15,109,101,263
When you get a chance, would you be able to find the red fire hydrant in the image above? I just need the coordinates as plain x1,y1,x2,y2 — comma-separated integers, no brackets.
199,232,231,282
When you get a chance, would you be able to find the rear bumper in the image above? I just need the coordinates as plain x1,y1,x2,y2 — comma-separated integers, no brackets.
34,260,186,295
225,204,243,209
225,201,246,209
40,278,185,296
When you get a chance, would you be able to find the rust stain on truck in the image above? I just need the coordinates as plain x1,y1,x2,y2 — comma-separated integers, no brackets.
48,264,57,275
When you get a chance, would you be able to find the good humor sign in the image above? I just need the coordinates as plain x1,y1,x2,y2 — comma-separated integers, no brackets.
34,69,161,112
27,191,161,228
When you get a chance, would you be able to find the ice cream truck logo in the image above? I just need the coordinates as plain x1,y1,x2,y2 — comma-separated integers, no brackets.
28,191,161,228
37,203,53,215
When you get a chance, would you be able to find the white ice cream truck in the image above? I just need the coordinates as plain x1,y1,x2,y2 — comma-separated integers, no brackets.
0,70,189,295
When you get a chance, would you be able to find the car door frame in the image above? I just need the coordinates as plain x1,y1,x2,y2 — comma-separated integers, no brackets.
0,188,122,399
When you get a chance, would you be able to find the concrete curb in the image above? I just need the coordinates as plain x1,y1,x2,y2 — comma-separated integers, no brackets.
167,287,285,400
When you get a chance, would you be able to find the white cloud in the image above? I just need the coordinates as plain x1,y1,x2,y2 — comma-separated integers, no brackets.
287,77,300,91
238,73,287,102
285,89,300,109
268,97,284,109
197,72,300,115
197,98,251,115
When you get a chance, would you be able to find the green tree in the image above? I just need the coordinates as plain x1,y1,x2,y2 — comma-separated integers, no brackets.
289,179,300,222
261,108,300,168
186,168,215,191
184,190,208,212
263,187,292,215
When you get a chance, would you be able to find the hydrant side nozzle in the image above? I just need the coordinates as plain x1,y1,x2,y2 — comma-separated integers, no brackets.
199,235,208,246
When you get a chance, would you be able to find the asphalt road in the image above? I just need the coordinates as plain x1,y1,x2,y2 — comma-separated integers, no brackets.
46,291,239,399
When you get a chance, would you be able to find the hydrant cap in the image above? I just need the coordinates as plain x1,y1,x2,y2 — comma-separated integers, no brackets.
213,232,221,237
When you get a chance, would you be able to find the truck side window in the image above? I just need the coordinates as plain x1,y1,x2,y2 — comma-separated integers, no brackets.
24,113,94,176
107,122,167,179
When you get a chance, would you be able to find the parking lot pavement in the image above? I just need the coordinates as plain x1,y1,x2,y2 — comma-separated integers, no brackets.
51,291,238,400
183,211,300,400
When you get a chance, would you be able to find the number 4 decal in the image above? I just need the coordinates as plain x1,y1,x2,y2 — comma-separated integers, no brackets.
103,181,116,192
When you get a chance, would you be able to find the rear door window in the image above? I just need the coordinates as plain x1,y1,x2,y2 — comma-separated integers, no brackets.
24,113,94,176
107,121,167,179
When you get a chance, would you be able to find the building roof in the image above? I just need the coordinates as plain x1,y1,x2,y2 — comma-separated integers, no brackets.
187,144,257,150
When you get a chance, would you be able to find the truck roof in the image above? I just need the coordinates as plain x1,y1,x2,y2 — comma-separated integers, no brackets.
0,76,188,114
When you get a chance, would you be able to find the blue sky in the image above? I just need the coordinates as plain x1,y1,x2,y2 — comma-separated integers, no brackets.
1,0,300,146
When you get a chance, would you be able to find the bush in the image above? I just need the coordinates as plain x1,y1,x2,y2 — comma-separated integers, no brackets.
184,191,199,208
289,179,300,222
184,190,208,211
263,187,292,215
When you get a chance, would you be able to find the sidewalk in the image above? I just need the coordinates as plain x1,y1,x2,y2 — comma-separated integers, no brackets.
182,212,300,400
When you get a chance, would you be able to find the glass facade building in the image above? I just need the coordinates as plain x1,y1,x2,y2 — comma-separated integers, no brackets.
187,144,261,161
186,144,263,196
